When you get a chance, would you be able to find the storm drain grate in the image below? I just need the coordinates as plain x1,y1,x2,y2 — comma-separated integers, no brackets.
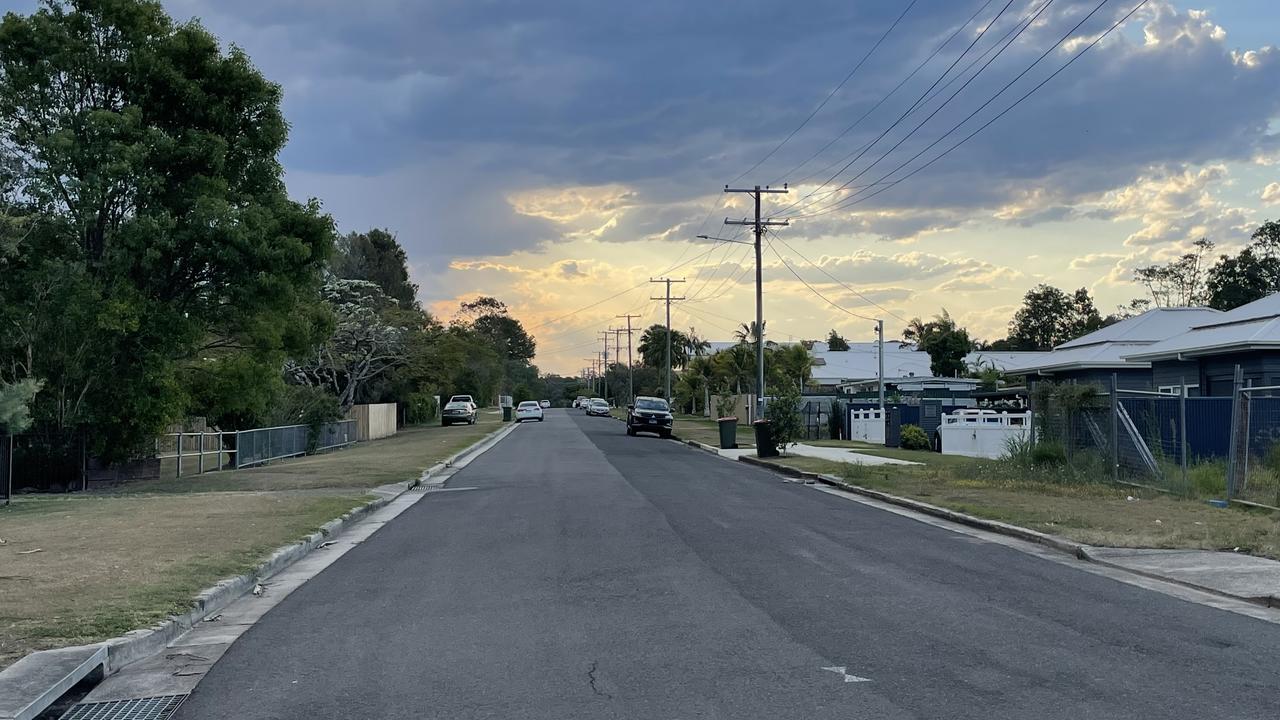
59,695,188,720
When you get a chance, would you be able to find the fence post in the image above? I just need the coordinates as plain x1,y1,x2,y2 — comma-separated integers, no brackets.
1110,374,1119,485
1179,376,1188,494
198,432,205,475
176,431,184,478
3,433,11,507
1225,364,1243,501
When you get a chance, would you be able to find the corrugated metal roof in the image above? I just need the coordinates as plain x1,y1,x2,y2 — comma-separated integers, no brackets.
1057,307,1221,348
1004,307,1221,374
1124,293,1280,361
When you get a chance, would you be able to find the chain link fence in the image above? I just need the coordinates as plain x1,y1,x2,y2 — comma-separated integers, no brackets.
1227,383,1280,508
1030,372,1279,509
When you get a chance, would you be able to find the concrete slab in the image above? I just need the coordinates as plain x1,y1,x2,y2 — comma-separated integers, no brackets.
714,444,919,466
0,644,105,720
1085,547,1280,605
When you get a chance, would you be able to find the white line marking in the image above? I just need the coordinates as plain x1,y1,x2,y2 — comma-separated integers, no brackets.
821,665,872,683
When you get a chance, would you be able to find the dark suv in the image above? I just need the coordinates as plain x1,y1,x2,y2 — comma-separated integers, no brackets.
626,396,674,438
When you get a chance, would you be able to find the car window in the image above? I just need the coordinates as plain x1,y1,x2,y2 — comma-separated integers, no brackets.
635,398,669,411
518,402,538,409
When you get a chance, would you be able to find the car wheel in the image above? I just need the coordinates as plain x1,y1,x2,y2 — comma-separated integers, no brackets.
538,417,544,422
626,427,636,436
442,420,450,427
659,430,671,439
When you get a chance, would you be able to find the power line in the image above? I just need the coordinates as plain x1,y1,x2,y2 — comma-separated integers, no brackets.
776,0,998,187
729,0,921,185
770,0,1020,219
768,231,908,323
797,0,1143,220
527,242,723,332
768,239,878,322
789,0,1063,218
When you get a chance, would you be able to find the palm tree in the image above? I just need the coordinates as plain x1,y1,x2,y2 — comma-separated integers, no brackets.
686,326,711,357
713,343,755,395
733,320,766,345
637,324,691,370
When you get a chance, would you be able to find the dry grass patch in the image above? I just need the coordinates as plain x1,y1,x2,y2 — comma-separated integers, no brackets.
770,455,1280,560
0,491,365,669
0,414,509,670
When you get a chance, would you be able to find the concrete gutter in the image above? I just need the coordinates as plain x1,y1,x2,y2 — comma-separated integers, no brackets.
0,420,518,720
736,454,1280,608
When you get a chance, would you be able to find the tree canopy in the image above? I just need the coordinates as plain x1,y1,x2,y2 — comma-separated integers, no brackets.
901,310,972,377
825,329,850,351
331,228,419,309
0,0,332,456
1005,285,1107,350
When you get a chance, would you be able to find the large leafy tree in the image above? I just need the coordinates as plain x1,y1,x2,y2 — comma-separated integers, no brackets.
1005,285,1106,350
637,324,691,370
0,0,332,456
901,310,972,377
1205,221,1280,311
1131,239,1214,308
331,228,419,309
285,279,407,412
825,329,850,351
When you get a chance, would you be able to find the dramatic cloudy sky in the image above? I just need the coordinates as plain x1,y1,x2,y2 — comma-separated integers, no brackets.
11,0,1278,374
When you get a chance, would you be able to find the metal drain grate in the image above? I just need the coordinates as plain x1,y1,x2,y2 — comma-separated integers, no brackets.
59,695,188,720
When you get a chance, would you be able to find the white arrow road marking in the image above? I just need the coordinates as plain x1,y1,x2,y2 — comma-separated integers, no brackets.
821,666,872,683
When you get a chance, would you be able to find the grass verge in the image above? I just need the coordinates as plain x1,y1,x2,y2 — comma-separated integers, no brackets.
767,453,1280,561
0,413,507,670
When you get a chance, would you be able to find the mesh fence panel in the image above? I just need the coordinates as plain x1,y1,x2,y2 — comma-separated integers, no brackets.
1238,394,1280,507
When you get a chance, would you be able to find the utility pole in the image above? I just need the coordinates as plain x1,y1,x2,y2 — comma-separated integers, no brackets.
583,358,597,396
616,313,640,404
599,331,611,404
724,184,789,417
650,278,686,402
876,319,885,409
610,327,628,403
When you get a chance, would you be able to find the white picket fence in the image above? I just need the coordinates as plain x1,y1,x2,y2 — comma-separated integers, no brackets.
938,410,1030,459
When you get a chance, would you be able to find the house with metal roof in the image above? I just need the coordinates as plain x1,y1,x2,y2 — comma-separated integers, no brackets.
1123,293,1280,396
1002,307,1223,390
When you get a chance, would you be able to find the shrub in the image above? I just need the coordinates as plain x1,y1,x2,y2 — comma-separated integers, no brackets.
1030,442,1066,466
899,424,930,451
764,381,804,454
715,393,737,420
405,392,439,425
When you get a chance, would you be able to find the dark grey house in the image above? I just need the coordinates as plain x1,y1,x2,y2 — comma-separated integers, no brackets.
1003,307,1223,390
1124,293,1280,396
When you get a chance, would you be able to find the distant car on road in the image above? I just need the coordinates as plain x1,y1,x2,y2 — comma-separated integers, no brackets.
585,398,611,417
539,399,551,408
626,396,673,438
515,400,545,422
441,398,477,426
573,396,588,409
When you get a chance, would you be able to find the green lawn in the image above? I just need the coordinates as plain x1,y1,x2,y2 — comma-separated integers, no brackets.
0,414,508,671
766,454,1280,560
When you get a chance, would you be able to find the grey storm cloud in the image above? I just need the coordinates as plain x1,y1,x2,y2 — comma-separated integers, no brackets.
150,0,1280,263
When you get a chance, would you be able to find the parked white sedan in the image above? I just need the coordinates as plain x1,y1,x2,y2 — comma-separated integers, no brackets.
514,400,545,422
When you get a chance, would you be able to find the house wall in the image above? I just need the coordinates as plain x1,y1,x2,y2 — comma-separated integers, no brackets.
1032,368,1151,391
1198,351,1280,396
1150,359,1201,395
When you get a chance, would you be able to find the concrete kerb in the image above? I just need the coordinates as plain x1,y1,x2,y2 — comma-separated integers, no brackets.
1077,549,1280,609
2,419,519,716
738,455,1089,558
739,455,1280,608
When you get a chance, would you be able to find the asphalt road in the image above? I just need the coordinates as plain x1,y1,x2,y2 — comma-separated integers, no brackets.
175,409,1280,719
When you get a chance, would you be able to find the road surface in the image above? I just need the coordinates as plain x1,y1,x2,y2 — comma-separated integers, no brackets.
174,409,1280,719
